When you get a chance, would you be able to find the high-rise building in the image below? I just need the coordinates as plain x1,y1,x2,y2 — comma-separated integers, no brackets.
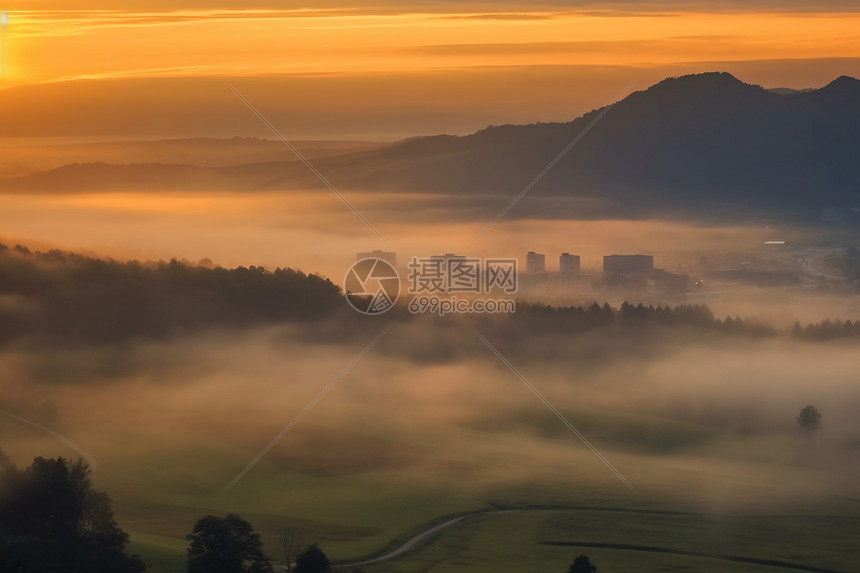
603,254,654,274
526,251,546,274
559,252,581,275
357,250,396,267
430,253,466,263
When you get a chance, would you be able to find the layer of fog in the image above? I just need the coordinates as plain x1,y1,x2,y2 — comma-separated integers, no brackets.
0,138,392,175
1,321,858,514
1,190,857,325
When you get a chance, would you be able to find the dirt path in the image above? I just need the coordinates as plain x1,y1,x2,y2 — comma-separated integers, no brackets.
344,511,499,566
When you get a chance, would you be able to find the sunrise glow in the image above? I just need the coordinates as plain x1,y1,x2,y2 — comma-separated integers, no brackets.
3,8,860,86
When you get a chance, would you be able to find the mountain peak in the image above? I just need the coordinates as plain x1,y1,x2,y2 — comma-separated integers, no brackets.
654,71,750,90
636,72,765,103
619,71,768,115
812,75,860,101
824,75,860,89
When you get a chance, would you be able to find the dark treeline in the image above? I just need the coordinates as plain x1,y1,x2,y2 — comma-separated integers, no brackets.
0,243,342,345
1,243,858,348
793,318,860,341
511,301,777,337
513,301,860,341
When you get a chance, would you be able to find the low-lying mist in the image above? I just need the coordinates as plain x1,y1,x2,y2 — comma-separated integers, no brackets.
2,188,858,326
1,188,859,552
2,314,858,515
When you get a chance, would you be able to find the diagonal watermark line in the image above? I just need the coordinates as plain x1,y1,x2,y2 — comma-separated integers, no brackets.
467,323,639,495
1,410,98,471
222,323,393,494
223,80,393,249
469,81,635,247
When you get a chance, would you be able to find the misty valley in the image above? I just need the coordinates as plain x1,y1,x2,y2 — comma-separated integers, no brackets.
1,50,859,573
0,238,859,572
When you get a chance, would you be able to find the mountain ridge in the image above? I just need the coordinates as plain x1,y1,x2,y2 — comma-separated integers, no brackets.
3,72,859,220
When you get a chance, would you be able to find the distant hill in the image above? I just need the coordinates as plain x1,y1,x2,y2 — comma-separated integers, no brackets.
767,87,815,96
0,137,390,175
335,72,860,218
3,72,859,220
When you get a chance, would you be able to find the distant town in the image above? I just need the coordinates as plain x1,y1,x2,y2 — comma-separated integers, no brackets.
354,242,845,303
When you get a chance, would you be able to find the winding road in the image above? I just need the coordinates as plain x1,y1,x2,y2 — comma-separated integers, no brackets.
764,247,846,283
345,511,498,566
340,506,853,572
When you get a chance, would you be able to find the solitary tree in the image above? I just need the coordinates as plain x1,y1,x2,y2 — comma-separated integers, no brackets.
797,405,822,430
186,514,272,573
569,554,597,573
294,544,331,573
280,529,306,570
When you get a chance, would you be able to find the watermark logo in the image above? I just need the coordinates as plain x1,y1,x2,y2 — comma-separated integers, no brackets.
407,256,517,294
344,255,518,315
408,295,516,316
344,257,401,315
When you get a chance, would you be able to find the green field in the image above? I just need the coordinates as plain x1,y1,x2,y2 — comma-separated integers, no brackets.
357,509,860,573
100,408,859,573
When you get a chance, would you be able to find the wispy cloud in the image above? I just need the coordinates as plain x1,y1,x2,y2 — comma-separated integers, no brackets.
7,5,860,87
7,8,364,39
412,37,743,57
435,12,561,21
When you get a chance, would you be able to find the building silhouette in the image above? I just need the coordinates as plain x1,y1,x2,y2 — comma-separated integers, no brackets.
602,254,692,295
521,251,591,297
430,253,467,264
357,250,396,267
603,254,654,274
526,251,546,274
559,252,581,275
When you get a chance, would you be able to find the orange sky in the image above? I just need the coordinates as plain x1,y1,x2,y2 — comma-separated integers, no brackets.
1,4,860,138
4,8,860,85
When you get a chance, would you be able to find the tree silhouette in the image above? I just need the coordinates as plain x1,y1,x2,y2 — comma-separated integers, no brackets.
294,544,331,573
0,243,342,347
0,456,145,572
280,529,306,570
569,554,597,573
186,514,272,573
797,405,822,430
